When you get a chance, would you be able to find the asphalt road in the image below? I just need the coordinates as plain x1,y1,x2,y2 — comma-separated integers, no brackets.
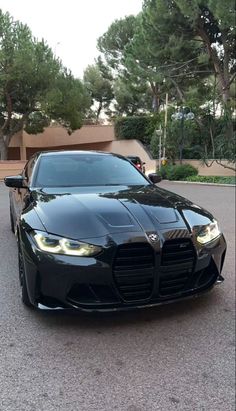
0,181,235,411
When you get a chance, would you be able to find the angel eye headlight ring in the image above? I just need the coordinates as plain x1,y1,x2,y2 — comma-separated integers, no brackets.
32,231,102,257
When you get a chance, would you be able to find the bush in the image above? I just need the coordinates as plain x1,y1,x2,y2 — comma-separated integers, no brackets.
114,116,157,144
157,164,172,179
185,176,236,184
158,164,198,181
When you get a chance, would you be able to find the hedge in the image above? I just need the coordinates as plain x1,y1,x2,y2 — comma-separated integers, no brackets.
185,176,236,184
114,116,156,144
158,164,198,181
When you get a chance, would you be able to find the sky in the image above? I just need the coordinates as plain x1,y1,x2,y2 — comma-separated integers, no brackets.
0,0,143,79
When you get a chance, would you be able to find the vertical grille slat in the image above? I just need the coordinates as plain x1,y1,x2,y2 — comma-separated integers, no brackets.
113,243,155,302
160,239,195,296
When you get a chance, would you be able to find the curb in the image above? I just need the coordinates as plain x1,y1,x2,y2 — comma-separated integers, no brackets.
161,180,235,187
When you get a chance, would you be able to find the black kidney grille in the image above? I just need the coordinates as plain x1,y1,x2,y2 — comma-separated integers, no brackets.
160,239,195,296
113,243,155,301
161,239,195,266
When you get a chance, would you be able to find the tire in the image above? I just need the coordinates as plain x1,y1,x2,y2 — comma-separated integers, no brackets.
10,207,15,233
18,243,33,308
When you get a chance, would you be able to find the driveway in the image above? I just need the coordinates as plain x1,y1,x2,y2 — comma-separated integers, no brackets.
0,181,235,411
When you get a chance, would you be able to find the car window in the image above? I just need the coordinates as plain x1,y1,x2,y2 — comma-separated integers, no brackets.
34,154,149,187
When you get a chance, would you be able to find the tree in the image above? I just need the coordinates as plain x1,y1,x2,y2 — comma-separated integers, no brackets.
143,1,236,132
98,12,212,113
127,0,235,168
97,15,137,71
0,10,90,159
43,70,90,131
98,16,159,114
113,77,152,116
83,61,113,122
130,2,214,107
97,3,235,168
173,0,236,107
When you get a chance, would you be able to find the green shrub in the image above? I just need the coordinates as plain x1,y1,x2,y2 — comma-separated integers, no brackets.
157,164,172,179
158,164,198,180
114,116,156,144
186,176,236,184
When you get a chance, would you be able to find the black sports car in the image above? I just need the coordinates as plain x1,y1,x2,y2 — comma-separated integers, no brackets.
4,151,226,311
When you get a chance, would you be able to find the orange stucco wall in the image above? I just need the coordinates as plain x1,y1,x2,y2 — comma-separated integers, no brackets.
0,161,26,180
175,160,236,177
9,125,115,149
8,125,115,160
3,125,235,178
105,140,157,174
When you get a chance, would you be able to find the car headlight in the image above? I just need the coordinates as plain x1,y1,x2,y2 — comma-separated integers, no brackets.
196,220,221,245
32,231,102,256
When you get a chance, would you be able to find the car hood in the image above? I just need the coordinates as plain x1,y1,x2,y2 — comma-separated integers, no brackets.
27,185,214,240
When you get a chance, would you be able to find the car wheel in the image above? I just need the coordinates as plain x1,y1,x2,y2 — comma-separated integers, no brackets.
10,207,15,233
18,243,33,308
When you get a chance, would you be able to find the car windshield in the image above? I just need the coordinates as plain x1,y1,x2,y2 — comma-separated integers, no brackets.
34,153,149,187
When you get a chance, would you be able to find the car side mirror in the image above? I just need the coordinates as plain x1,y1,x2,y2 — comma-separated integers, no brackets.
148,173,162,184
4,175,26,188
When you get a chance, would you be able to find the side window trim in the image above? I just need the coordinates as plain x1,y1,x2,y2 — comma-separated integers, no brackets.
22,156,36,185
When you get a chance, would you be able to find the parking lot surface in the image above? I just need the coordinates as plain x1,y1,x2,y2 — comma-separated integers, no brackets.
0,181,235,411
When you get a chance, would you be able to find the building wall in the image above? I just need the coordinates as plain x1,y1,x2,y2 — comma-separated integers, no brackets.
8,130,23,147
8,125,115,160
8,147,21,160
104,140,157,174
3,125,235,178
25,142,110,159
0,161,26,180
9,125,115,148
175,160,235,177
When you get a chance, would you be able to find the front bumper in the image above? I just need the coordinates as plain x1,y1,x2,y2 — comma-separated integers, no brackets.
20,229,227,312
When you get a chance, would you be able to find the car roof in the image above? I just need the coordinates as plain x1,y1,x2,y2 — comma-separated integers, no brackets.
127,156,141,160
32,150,126,160
40,150,111,157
